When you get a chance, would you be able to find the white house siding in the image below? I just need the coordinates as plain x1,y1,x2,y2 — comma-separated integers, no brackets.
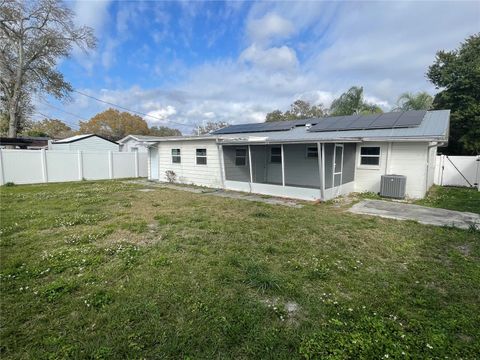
120,138,148,153
426,145,437,189
354,141,430,199
156,140,223,188
389,142,429,198
50,136,119,152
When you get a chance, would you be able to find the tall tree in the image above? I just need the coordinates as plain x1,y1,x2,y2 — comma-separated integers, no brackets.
427,33,480,155
149,125,181,137
24,118,72,138
395,92,433,111
79,108,150,141
0,0,96,138
193,121,229,135
329,86,383,116
265,100,325,122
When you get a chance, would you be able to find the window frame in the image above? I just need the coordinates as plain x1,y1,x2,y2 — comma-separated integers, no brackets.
270,146,282,164
306,145,318,159
196,148,207,165
235,147,247,166
358,146,381,168
171,148,181,164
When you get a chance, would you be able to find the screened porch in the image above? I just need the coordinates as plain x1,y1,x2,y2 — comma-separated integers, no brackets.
221,142,356,201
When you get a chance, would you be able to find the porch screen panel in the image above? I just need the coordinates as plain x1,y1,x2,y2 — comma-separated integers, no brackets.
342,143,356,184
324,144,334,189
283,144,321,188
223,146,251,182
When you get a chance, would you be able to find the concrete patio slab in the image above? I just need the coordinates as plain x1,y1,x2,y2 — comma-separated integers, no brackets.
349,199,480,230
125,180,303,208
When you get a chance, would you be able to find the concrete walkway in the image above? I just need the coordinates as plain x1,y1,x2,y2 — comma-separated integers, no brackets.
349,199,480,230
127,180,303,208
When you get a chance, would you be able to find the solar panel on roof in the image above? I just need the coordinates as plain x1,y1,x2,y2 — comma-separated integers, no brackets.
393,110,426,127
346,114,381,130
326,115,360,131
368,112,403,128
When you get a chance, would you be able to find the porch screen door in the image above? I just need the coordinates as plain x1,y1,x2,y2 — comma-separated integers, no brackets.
333,144,343,187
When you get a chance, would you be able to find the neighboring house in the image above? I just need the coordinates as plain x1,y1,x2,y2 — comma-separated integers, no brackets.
118,135,164,153
0,136,50,149
146,110,450,200
49,134,119,151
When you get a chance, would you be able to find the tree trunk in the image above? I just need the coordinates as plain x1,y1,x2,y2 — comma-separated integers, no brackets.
8,103,18,138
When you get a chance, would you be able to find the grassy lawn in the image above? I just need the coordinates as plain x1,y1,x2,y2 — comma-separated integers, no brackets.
1,181,479,359
415,185,480,214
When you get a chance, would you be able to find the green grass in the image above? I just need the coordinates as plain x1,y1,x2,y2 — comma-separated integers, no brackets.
415,185,480,214
1,181,479,359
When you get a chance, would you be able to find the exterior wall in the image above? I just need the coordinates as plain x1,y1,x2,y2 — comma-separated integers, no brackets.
157,140,222,188
426,145,437,189
120,138,149,152
389,142,429,198
354,141,429,199
50,136,119,152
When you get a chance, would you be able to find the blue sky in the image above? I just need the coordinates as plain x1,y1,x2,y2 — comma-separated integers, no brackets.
36,0,480,134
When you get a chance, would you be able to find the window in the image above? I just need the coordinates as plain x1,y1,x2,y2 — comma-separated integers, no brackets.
196,148,207,165
306,145,318,158
172,149,181,163
235,148,247,166
360,146,380,166
270,147,282,163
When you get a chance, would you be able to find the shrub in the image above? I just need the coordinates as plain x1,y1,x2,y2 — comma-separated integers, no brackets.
165,170,177,183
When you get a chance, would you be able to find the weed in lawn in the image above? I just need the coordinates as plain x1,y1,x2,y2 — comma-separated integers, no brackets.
243,262,282,292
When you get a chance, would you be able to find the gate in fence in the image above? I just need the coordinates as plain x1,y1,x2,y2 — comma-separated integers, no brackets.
434,155,480,190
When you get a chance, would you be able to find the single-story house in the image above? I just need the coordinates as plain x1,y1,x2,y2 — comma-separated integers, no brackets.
118,135,164,153
146,110,450,201
49,134,119,151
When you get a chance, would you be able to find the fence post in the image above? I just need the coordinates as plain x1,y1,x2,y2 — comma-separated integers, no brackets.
108,151,113,179
40,149,48,183
134,150,139,178
0,149,4,185
77,150,83,180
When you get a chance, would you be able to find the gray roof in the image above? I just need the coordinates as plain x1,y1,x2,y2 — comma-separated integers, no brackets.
216,110,450,145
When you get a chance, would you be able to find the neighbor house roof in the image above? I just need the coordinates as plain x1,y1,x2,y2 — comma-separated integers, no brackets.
215,110,450,145
118,134,168,143
52,134,118,145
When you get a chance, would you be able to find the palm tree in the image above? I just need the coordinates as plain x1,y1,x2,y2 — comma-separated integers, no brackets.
395,92,433,111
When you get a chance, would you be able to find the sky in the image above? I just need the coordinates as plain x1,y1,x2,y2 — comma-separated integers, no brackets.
35,0,480,134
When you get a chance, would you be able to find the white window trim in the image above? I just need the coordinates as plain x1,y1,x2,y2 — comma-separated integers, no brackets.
171,148,181,164
235,147,247,167
358,145,381,169
196,148,207,165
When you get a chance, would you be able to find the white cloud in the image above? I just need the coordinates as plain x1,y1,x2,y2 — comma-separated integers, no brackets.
240,43,298,70
247,12,295,44
73,0,111,34
145,106,177,123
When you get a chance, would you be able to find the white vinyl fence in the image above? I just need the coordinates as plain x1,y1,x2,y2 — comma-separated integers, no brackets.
434,155,480,189
0,149,147,185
